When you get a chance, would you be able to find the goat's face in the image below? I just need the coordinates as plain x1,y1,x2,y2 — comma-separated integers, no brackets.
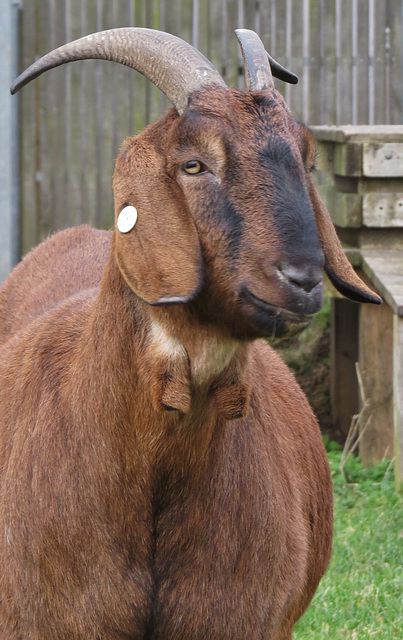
115,86,324,339
172,86,324,339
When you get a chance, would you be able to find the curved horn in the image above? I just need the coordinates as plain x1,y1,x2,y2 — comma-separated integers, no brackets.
267,54,298,85
235,29,298,91
10,28,226,115
235,29,274,91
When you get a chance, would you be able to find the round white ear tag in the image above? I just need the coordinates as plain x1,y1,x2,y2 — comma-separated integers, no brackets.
117,206,138,233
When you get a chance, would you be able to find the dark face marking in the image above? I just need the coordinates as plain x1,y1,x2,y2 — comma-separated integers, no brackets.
214,194,243,256
259,138,323,266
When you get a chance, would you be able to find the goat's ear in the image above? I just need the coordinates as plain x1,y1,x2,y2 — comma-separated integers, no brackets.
113,139,203,305
307,177,382,305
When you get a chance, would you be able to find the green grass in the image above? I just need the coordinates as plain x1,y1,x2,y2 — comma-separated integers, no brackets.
294,442,403,639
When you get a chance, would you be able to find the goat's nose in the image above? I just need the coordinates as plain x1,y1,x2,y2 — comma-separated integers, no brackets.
278,262,322,293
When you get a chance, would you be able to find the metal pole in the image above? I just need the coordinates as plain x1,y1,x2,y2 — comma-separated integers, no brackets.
0,0,21,282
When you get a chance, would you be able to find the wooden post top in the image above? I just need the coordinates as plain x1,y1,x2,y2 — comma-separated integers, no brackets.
311,125,403,231
311,126,403,178
311,125,403,144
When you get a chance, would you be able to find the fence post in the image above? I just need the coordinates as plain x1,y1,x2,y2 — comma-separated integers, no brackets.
0,0,21,283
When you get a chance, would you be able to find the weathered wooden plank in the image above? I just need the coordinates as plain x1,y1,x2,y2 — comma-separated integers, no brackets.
20,0,38,256
363,142,403,177
312,125,403,143
357,177,403,195
393,314,403,488
368,0,375,124
363,193,403,227
317,185,362,228
351,0,358,124
356,0,370,125
333,142,363,177
359,301,394,465
284,0,292,105
361,249,403,316
390,0,403,125
301,0,310,123
335,0,354,125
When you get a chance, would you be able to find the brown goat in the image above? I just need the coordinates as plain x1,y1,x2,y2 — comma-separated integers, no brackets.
0,29,381,640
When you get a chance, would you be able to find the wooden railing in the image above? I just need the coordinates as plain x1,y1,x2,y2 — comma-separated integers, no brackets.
312,125,403,487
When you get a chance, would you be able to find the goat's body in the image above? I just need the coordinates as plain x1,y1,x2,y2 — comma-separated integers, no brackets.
0,226,332,640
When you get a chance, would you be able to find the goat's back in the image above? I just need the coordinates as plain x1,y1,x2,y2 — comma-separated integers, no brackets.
0,225,111,345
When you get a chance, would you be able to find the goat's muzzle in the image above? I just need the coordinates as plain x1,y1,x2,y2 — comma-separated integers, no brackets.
239,287,321,338
239,259,323,338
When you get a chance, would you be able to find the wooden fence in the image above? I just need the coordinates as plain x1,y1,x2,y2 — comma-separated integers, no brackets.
18,0,403,255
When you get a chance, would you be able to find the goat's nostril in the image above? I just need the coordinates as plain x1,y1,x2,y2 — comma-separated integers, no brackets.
278,263,322,293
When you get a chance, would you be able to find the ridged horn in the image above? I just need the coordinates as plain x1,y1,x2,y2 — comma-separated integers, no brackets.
235,29,298,91
10,27,226,114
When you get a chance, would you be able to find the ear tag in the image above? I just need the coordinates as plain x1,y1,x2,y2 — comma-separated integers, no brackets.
117,206,138,233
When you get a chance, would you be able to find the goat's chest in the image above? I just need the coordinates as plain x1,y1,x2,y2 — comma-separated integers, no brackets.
134,418,310,640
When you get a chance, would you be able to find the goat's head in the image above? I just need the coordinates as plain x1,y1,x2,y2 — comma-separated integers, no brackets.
12,28,381,340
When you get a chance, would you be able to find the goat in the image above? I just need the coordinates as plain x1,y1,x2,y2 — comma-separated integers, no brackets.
1,28,381,640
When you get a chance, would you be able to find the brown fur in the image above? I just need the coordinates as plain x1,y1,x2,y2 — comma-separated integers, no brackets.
0,84,360,639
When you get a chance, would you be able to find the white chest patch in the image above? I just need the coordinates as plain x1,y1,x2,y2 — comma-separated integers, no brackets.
190,338,238,383
149,321,187,360
149,320,237,385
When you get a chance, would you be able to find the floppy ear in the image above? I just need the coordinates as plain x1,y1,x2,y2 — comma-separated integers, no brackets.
113,136,203,305
307,177,382,305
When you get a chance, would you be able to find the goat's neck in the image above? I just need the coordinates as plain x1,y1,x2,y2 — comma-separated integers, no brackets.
146,304,252,418
96,255,253,424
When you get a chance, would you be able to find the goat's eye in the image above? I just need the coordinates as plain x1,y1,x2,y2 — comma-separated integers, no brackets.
182,160,205,175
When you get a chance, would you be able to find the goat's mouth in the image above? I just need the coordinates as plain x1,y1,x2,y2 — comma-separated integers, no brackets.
239,287,317,339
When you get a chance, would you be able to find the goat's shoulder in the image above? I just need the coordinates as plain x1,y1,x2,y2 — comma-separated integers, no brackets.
248,338,324,451
0,225,111,344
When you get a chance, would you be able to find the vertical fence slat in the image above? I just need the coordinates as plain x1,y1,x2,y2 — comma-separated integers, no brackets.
335,0,341,124
368,0,375,124
80,0,88,222
285,0,292,104
221,0,228,79
319,0,325,124
401,0,403,123
95,0,103,227
352,0,358,124
65,0,72,226
270,0,276,55
192,0,198,48
237,0,245,88
302,0,309,123
255,0,261,34
385,24,391,125
34,1,41,245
